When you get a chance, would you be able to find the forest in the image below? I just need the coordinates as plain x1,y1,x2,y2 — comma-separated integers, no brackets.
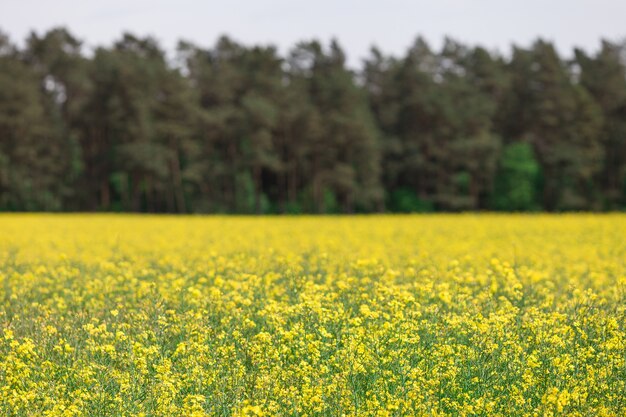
0,28,625,213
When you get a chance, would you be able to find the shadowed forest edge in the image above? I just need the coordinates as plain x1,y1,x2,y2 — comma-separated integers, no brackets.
1,28,625,213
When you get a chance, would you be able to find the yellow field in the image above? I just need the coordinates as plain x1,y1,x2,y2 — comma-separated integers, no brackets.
1,214,625,416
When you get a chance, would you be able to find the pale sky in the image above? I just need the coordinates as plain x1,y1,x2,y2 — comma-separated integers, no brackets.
1,0,625,66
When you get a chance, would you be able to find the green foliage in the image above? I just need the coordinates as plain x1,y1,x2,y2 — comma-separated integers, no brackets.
0,28,624,213
388,188,434,213
284,201,303,215
323,189,340,214
491,142,541,211
453,172,471,196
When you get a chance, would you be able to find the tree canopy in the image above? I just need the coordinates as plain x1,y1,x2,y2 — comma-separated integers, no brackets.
1,28,625,212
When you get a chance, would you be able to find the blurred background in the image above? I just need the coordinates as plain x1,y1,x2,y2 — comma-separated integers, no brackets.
0,0,625,213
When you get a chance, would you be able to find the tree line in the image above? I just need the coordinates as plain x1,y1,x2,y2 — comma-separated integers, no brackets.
1,28,625,213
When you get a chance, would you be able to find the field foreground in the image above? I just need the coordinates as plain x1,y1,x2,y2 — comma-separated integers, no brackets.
1,214,625,416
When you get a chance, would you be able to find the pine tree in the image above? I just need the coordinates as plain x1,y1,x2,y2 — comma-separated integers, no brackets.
576,41,626,208
0,32,69,210
503,40,603,210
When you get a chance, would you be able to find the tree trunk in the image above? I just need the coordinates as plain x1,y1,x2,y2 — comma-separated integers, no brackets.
254,164,262,214
288,162,298,208
100,179,110,210
313,157,323,213
132,172,141,212
170,151,187,213
229,142,237,212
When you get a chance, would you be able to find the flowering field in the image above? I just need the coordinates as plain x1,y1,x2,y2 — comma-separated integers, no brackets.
1,214,625,417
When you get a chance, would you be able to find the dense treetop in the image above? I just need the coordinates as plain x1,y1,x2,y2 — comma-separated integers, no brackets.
0,28,625,213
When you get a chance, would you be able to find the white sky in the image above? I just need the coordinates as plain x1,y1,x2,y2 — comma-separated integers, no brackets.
1,0,625,66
